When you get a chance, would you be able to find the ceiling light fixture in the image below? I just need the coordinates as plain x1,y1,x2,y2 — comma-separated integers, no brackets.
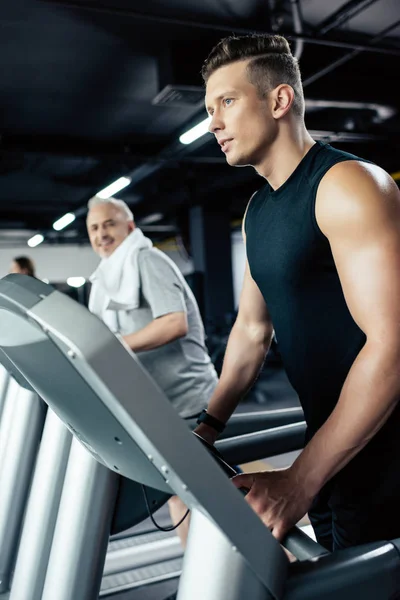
139,212,164,225
27,234,44,248
96,177,132,199
179,116,211,145
53,212,76,231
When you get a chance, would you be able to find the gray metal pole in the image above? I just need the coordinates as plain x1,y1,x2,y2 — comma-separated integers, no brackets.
177,508,271,600
9,411,72,600
0,377,20,469
0,385,46,593
103,536,182,576
41,437,119,600
0,365,10,421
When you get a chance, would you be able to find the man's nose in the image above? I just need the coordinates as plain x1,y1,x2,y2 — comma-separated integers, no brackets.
209,112,224,134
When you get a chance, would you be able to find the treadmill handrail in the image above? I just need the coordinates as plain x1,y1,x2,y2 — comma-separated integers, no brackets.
284,540,400,599
186,407,305,439
213,425,327,563
216,422,306,465
283,527,328,561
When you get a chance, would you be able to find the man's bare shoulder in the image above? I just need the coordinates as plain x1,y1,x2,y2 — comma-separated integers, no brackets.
316,160,400,236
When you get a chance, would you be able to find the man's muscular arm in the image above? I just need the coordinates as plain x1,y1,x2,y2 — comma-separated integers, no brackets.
195,261,273,444
195,208,274,444
292,161,400,489
233,161,400,540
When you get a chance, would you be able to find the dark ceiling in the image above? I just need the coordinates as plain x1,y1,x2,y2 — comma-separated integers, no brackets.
1,0,400,247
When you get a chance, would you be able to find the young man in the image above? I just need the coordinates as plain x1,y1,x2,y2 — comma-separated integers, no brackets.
195,33,400,551
87,196,218,538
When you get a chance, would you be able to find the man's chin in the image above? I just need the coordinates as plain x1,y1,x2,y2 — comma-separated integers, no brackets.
225,154,237,166
97,245,115,257
226,154,249,167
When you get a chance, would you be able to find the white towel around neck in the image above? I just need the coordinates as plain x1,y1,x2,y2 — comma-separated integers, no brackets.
89,228,153,324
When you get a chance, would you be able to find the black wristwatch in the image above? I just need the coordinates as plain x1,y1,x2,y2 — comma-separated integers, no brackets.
196,409,226,433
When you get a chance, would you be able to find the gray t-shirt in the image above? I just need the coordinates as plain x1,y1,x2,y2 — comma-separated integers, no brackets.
94,247,218,418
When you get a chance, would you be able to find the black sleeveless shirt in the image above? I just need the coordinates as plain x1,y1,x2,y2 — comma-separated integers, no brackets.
245,141,371,435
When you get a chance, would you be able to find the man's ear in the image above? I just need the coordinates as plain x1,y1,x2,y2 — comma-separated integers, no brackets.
128,221,135,233
271,84,295,119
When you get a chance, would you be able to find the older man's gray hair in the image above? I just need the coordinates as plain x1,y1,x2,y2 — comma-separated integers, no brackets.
87,196,134,221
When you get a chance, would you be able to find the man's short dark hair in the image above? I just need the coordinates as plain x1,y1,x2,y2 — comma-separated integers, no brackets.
202,34,304,116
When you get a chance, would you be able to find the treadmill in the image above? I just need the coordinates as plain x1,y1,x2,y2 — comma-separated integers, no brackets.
0,343,307,595
0,274,399,600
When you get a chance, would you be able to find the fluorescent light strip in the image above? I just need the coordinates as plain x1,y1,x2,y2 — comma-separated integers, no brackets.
97,177,131,199
27,234,44,248
179,116,211,145
53,212,76,231
139,212,163,225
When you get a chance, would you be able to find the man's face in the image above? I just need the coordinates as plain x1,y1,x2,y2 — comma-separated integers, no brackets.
87,204,134,258
205,60,277,168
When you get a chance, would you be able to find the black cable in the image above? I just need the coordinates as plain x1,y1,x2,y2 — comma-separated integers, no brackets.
141,485,190,532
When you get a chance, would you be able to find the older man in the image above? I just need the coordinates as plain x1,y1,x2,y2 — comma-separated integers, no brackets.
87,195,218,538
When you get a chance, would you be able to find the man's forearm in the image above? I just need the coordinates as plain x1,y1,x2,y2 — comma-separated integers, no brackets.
291,340,400,496
123,313,187,352
203,321,272,424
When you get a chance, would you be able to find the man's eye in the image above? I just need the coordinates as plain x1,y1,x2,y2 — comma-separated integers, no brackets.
224,98,233,106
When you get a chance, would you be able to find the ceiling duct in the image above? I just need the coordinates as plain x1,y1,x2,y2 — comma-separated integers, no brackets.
152,46,204,108
316,0,380,37
305,99,396,123
290,0,304,60
49,1,400,57
152,84,204,108
151,0,307,111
